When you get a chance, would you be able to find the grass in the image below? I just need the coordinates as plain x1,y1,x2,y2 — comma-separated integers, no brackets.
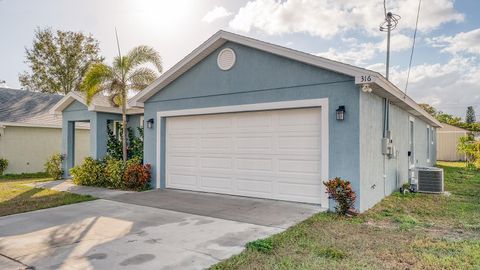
0,174,95,217
212,162,480,270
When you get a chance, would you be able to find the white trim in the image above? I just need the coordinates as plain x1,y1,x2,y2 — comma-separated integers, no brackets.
426,125,431,163
0,121,90,129
50,91,144,115
409,116,415,169
156,98,329,207
129,30,440,127
217,48,236,70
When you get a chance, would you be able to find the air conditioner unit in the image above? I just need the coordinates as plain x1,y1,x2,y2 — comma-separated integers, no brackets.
414,167,444,193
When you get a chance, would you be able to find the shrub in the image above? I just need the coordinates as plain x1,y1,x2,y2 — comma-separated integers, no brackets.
44,153,63,180
104,157,125,189
70,157,106,187
245,238,273,254
124,162,151,191
0,158,8,175
324,177,357,215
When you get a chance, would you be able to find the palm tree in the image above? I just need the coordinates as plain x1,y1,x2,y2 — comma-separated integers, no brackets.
81,45,162,162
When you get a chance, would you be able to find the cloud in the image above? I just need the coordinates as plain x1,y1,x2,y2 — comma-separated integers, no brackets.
202,6,232,23
228,0,464,38
317,43,377,65
316,33,412,65
385,56,480,116
426,28,480,55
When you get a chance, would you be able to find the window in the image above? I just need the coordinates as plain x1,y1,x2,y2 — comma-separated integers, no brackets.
140,116,144,128
427,126,430,162
113,121,121,139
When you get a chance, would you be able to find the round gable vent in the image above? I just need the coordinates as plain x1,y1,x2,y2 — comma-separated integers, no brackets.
217,48,236,71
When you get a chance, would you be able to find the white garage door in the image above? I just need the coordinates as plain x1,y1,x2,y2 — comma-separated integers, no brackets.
165,107,324,204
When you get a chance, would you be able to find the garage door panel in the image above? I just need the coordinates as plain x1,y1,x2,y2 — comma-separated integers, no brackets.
200,157,232,169
166,107,325,204
168,174,197,188
169,137,198,150
236,178,273,196
236,158,273,172
236,136,272,150
168,155,198,167
199,176,232,191
278,159,320,174
201,137,232,150
278,136,320,150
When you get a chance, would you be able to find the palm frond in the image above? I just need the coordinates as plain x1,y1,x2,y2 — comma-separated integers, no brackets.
126,45,163,74
81,63,113,105
127,67,157,91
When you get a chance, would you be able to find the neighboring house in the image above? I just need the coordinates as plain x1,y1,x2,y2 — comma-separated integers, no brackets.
54,31,441,212
437,123,468,161
0,88,90,174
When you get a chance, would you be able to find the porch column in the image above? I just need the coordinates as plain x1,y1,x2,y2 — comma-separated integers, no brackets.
62,120,75,178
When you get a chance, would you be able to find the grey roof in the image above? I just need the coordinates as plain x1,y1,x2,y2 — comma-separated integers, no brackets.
0,88,63,127
72,91,116,108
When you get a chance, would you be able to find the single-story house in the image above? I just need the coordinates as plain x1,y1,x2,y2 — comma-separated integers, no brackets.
436,123,468,161
0,88,90,174
54,31,441,212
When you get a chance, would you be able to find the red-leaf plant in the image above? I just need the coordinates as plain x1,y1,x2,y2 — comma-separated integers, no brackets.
323,177,357,215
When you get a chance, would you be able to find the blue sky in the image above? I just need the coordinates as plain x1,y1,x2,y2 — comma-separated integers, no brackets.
0,0,479,118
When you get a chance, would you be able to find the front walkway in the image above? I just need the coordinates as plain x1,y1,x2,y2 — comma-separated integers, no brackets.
29,180,134,199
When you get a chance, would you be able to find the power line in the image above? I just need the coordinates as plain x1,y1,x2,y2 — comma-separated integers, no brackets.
404,0,422,93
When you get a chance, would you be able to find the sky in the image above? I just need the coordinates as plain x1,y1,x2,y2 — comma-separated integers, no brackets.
0,0,479,118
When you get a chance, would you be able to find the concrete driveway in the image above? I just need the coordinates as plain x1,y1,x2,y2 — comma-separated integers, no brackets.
0,189,323,270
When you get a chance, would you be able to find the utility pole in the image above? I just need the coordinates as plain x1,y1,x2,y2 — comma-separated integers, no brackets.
385,12,392,80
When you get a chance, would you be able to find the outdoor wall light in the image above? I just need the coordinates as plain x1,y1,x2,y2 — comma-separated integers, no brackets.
336,106,346,121
146,118,154,129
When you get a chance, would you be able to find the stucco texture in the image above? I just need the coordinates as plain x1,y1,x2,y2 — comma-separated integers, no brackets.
143,41,360,209
0,126,89,174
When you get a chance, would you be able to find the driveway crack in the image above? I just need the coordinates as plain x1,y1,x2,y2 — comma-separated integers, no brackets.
0,252,35,269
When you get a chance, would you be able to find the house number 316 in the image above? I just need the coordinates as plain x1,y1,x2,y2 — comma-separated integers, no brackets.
360,75,372,82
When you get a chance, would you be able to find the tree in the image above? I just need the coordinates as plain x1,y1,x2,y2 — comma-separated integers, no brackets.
466,106,476,124
82,45,162,162
19,28,103,94
419,103,437,117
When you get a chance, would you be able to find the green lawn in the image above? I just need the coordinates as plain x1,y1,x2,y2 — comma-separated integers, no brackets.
212,162,480,270
0,174,95,217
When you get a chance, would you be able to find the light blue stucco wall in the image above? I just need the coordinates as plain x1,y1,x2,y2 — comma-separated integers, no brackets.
143,42,361,209
359,92,437,211
61,100,140,177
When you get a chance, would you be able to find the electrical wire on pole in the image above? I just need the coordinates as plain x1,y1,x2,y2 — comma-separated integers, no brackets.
405,0,422,94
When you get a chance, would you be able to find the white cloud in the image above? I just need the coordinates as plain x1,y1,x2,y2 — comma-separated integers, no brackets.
376,34,412,52
386,56,480,117
317,43,377,65
202,6,232,23
228,0,464,38
316,33,412,65
427,28,480,55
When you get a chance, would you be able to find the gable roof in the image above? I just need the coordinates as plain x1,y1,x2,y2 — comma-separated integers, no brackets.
129,30,441,127
50,91,144,115
0,88,64,128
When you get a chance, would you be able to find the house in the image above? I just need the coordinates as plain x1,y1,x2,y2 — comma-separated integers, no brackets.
50,91,144,173
0,88,90,174
55,31,441,212
437,123,468,161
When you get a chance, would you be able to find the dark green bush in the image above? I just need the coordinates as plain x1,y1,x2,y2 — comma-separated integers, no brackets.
44,153,63,180
0,158,8,175
70,157,106,187
245,238,273,254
